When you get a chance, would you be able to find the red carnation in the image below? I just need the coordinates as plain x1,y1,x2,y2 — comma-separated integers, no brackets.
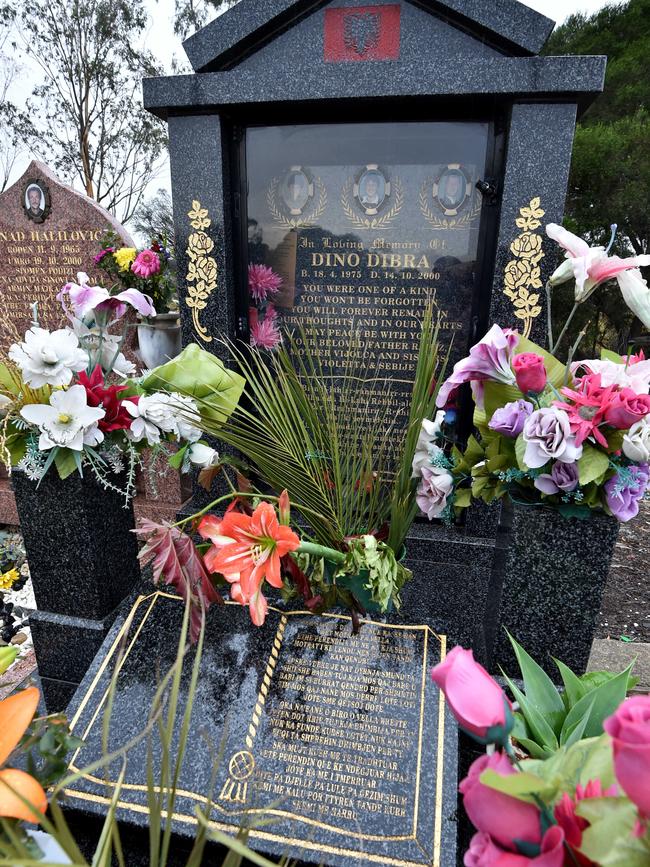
77,366,135,433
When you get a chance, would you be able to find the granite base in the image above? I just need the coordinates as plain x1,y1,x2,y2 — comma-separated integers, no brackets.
12,469,141,618
490,503,619,678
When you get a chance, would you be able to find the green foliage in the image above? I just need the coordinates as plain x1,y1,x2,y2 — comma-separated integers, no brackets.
503,632,637,757
578,797,650,866
21,716,85,790
340,535,411,612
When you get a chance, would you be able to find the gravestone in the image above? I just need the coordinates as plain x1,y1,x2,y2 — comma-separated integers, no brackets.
0,162,188,708
141,0,608,670
64,591,458,867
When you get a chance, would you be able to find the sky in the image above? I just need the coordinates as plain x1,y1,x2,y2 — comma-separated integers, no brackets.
6,0,613,210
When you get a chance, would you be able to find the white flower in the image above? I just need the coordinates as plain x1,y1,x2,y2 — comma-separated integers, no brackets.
124,393,177,446
416,464,454,519
168,393,202,442
20,385,105,451
188,443,219,468
411,412,446,478
0,394,12,416
9,327,88,388
523,407,583,469
571,358,650,395
623,418,650,463
617,269,650,330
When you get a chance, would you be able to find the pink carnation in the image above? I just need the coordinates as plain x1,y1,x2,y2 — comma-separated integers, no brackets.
131,249,161,278
250,306,282,350
248,264,282,302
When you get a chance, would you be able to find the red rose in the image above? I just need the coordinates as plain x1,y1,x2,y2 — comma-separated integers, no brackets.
77,366,134,433
513,353,547,395
604,388,650,430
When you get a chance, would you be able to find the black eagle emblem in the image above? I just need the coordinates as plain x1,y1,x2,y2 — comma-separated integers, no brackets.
343,11,381,57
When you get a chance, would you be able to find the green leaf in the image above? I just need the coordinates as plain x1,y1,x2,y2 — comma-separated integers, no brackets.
483,380,523,420
507,632,566,734
515,434,528,471
562,696,595,748
168,444,189,470
502,673,559,751
601,348,624,364
453,487,472,508
578,444,610,486
142,343,246,425
553,657,586,709
578,797,650,867
513,735,554,759
560,663,635,745
479,768,549,803
54,449,79,480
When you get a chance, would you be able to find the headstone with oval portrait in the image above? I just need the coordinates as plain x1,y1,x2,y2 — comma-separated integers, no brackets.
0,160,133,341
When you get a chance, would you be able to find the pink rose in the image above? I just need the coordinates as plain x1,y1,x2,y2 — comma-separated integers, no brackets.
464,827,565,867
460,752,542,851
513,353,547,395
604,388,650,430
604,695,650,817
431,647,512,742
464,831,505,866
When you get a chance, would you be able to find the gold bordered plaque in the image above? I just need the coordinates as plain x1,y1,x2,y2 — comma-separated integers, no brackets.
65,592,456,867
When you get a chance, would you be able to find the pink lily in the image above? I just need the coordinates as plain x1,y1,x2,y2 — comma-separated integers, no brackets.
436,324,519,410
546,224,650,303
58,274,156,322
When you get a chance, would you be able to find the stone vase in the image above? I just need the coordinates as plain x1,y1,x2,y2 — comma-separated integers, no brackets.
488,502,619,678
12,468,141,709
137,313,182,369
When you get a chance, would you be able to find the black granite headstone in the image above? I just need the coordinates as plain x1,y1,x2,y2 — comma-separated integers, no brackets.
64,592,458,867
140,0,610,670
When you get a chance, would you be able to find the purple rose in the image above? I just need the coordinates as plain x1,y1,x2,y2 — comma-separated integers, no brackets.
416,465,454,520
534,461,579,495
488,399,533,438
604,464,649,522
522,407,583,469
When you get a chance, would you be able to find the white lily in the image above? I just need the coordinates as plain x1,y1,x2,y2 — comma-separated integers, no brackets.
20,386,105,452
617,269,650,330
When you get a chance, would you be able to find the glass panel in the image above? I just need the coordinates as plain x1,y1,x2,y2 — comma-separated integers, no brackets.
246,121,490,434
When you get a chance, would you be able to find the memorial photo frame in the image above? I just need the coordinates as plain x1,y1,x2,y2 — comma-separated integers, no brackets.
22,177,51,224
431,165,472,217
353,164,391,216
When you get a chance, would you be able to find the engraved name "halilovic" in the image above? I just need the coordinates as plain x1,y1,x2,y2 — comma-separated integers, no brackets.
0,229,103,243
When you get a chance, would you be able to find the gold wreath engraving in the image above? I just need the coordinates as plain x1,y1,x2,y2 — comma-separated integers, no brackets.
185,200,216,343
266,176,327,229
418,178,481,230
341,176,403,230
503,197,545,339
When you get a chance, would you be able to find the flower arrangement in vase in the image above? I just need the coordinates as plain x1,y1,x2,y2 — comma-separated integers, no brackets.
411,223,650,524
95,232,181,368
0,271,244,504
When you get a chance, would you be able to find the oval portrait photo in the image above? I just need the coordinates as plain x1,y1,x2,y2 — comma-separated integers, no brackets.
281,168,312,215
356,167,387,213
434,167,469,214
22,180,51,224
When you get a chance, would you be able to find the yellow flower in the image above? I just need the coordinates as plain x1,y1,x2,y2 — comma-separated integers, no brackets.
114,247,137,272
0,569,18,591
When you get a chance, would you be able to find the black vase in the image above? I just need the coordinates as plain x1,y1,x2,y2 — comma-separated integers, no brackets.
12,468,141,710
488,501,619,678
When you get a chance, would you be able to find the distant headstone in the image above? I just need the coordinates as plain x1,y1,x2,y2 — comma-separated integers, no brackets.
0,160,133,339
64,592,458,867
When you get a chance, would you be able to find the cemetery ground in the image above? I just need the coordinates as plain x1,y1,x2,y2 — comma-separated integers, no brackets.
1,509,648,703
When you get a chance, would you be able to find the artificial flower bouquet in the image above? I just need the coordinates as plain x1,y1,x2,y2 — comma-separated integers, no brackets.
0,276,244,503
136,306,447,632
432,646,650,866
248,263,283,350
95,232,177,316
411,222,650,524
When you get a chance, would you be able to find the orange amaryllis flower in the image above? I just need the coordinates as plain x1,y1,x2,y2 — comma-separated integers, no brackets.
198,498,300,625
0,687,47,823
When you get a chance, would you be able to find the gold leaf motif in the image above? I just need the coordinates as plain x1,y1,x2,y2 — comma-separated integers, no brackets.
185,200,216,343
266,176,327,229
502,198,546,339
419,178,482,230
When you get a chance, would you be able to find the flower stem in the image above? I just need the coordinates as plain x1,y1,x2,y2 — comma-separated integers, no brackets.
545,282,553,352
297,540,347,564
564,323,590,386
551,302,579,357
